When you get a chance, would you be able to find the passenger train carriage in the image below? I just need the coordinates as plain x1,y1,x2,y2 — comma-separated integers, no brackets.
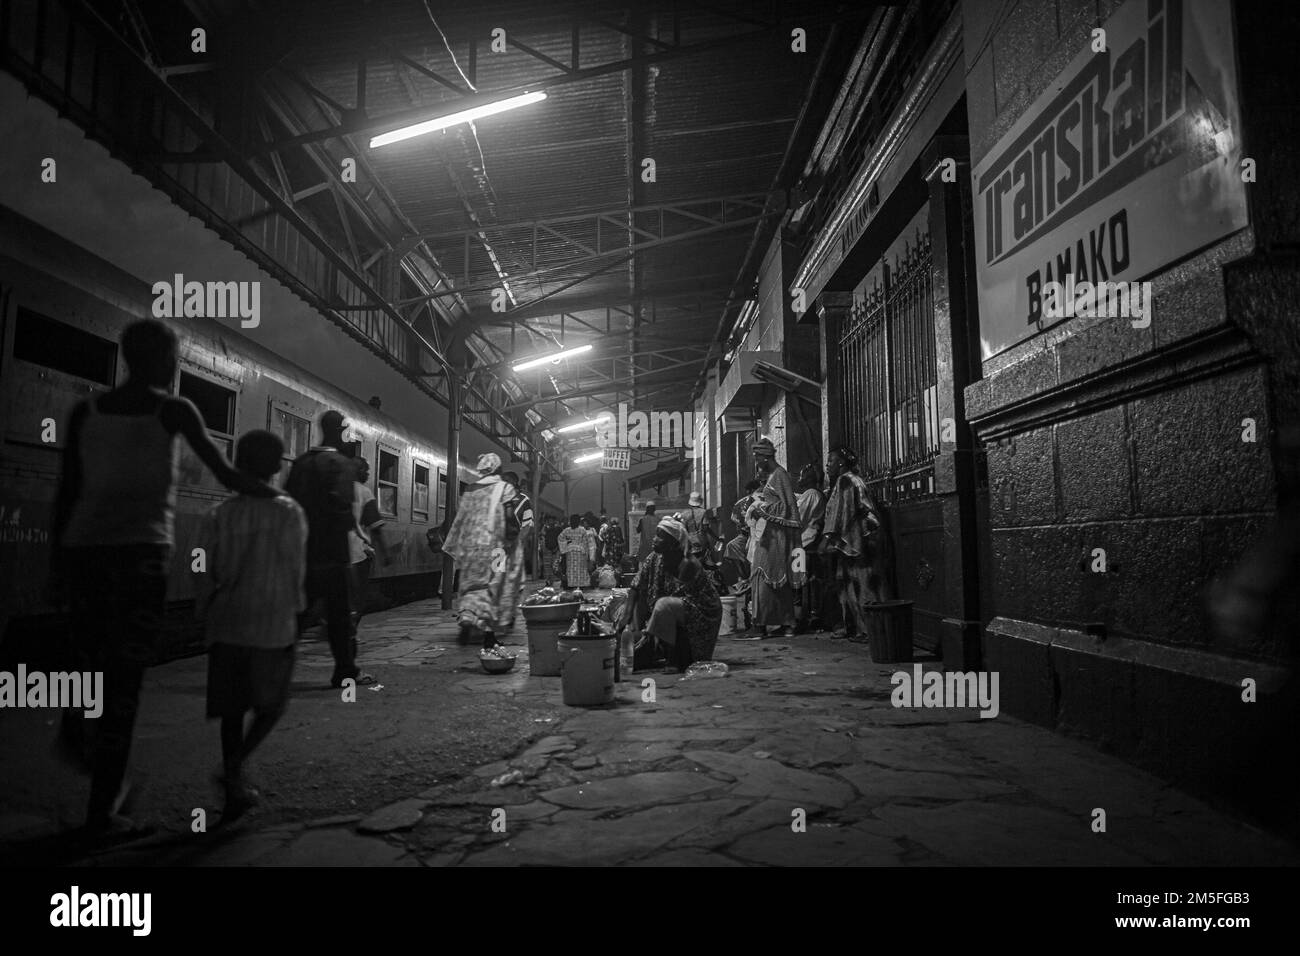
0,206,469,661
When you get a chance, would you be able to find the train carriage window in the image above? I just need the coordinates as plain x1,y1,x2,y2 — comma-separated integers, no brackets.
436,468,447,525
376,447,399,517
13,308,117,386
176,370,237,487
179,371,236,435
412,461,430,522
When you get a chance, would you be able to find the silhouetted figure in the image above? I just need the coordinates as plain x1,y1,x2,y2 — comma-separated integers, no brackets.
195,430,306,822
49,319,271,840
285,410,373,688
637,501,659,563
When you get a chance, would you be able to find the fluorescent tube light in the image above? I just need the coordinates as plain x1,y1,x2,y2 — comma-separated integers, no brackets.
512,343,592,373
556,414,612,434
370,91,548,148
574,451,603,464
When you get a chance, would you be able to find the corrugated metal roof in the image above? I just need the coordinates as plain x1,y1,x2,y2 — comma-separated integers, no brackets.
111,0,866,447
260,1,848,410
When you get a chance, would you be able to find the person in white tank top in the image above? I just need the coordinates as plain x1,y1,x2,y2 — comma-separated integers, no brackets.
49,319,272,841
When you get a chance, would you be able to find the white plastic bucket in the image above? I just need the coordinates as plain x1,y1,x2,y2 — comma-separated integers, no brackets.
718,596,737,636
528,629,565,677
558,636,616,706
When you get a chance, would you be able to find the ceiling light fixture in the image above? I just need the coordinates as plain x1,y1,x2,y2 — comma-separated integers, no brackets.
369,91,548,148
512,343,592,373
556,414,612,434
573,451,603,464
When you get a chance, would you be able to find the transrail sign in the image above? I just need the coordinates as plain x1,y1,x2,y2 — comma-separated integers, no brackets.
600,448,631,472
971,0,1247,360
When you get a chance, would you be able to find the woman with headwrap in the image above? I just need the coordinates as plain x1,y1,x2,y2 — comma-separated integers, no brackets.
615,514,722,670
739,436,801,639
441,453,528,648
823,445,894,639
558,514,589,589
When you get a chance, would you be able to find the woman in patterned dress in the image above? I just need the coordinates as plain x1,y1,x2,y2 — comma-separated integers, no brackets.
558,514,589,589
616,515,722,670
442,453,531,648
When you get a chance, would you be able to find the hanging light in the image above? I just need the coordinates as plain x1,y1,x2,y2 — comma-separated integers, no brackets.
370,91,548,148
512,343,593,373
557,414,612,434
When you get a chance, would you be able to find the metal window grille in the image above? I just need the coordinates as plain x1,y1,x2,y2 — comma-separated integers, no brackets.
836,231,938,501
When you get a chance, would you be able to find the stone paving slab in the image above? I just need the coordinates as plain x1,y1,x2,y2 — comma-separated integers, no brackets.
538,771,728,810
358,799,428,834
14,588,1298,868
836,765,1021,805
683,751,856,809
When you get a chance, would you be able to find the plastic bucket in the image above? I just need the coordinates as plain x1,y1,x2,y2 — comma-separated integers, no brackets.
863,600,914,663
558,636,616,706
528,629,566,677
718,596,737,636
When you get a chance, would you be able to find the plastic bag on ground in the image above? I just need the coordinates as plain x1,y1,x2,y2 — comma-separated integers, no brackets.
681,661,729,680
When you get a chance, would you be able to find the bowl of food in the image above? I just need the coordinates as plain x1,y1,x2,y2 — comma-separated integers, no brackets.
479,648,518,674
521,588,584,624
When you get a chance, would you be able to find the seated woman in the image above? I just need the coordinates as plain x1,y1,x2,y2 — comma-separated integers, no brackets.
616,515,722,671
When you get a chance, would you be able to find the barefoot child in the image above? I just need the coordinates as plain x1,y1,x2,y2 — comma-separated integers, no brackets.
195,430,307,821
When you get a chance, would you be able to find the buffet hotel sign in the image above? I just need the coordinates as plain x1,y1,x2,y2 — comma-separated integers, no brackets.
971,0,1247,360
600,448,631,472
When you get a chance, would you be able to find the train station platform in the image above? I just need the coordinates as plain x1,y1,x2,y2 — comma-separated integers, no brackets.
2,593,1296,867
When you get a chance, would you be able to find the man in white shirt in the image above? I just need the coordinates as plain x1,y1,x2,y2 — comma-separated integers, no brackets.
348,457,386,637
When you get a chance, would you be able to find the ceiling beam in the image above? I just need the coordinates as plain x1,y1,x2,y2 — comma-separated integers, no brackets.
256,12,844,154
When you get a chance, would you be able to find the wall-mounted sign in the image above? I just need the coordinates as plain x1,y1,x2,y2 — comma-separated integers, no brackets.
971,0,1247,360
600,448,631,472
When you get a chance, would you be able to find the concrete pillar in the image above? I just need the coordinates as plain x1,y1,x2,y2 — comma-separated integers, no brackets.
922,134,982,669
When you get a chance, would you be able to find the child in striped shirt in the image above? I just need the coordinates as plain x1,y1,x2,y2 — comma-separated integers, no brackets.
195,430,307,822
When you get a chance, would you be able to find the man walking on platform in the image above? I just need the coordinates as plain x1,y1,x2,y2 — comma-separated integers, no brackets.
286,410,375,688
49,319,274,840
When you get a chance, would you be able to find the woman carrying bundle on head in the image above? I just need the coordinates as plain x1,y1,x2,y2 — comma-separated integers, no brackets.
441,453,532,649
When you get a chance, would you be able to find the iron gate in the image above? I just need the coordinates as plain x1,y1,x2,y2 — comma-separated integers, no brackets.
836,231,938,502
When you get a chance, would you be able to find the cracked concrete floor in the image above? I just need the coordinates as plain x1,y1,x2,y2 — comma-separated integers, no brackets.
1,590,1296,867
